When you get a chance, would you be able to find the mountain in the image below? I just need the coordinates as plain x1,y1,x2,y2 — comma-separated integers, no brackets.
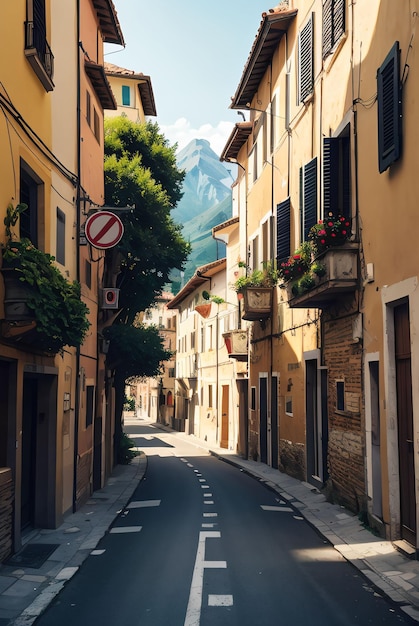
170,139,233,291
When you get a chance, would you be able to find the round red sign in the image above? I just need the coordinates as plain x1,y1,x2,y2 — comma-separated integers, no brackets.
84,211,124,250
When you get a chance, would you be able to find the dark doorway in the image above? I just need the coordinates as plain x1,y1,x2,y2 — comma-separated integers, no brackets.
260,378,268,464
271,376,279,469
394,302,416,544
21,378,38,529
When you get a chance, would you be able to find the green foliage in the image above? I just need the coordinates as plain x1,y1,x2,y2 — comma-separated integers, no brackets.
232,261,279,294
123,395,136,411
103,323,172,380
118,432,137,465
103,117,190,323
2,204,90,354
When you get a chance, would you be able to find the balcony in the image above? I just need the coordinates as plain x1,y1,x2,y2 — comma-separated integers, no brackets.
25,21,54,92
223,329,248,361
286,243,359,308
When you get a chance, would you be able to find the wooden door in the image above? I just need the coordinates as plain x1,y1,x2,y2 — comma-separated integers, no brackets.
394,302,416,544
220,385,229,449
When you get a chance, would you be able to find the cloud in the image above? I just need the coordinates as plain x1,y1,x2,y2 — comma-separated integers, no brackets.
159,118,235,157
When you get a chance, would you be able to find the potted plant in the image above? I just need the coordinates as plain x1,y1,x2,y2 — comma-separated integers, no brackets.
308,213,351,255
1,202,90,354
232,261,279,321
194,290,224,318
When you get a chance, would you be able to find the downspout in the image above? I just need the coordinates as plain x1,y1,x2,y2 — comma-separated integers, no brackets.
73,0,81,512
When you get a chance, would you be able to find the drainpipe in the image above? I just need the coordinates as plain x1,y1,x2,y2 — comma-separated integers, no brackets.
73,0,81,513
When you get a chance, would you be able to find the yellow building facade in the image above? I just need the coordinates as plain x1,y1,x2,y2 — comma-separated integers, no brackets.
0,0,123,561
219,0,419,547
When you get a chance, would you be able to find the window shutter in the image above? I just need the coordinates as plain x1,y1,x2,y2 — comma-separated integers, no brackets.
323,0,345,58
276,197,291,262
323,137,351,218
122,85,130,106
323,138,338,215
377,41,402,173
302,158,318,240
298,15,314,103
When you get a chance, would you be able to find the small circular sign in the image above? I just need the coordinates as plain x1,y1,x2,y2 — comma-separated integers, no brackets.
85,211,124,249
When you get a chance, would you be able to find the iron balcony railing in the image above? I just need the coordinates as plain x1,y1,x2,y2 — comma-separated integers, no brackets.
25,20,54,82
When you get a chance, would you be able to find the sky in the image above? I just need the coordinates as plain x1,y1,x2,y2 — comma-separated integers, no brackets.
105,0,274,155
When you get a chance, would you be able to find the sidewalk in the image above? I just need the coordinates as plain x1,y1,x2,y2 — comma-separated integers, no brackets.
0,449,146,626
2,418,419,624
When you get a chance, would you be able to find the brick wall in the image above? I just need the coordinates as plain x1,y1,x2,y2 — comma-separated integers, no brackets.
0,468,14,563
323,313,365,512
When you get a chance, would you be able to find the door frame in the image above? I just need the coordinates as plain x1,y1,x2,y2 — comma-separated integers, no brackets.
304,349,328,487
382,278,419,545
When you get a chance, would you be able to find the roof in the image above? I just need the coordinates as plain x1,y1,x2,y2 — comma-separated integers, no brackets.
92,0,125,45
167,259,226,309
230,6,297,110
220,122,253,162
85,60,117,110
104,63,157,116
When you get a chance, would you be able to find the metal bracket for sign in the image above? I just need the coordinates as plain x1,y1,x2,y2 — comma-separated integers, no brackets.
85,204,135,216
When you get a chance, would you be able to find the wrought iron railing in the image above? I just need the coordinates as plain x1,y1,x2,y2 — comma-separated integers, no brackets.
25,20,54,81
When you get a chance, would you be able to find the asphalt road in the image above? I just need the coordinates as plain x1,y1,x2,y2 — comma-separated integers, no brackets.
34,422,414,625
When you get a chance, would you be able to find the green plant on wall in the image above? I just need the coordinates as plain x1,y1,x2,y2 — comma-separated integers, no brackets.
1,203,90,354
232,260,279,294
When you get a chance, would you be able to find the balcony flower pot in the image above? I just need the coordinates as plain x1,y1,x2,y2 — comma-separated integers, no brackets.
195,303,211,318
223,329,248,360
242,287,273,321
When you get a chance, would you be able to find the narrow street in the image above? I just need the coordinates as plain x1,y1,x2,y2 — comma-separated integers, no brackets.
34,419,414,626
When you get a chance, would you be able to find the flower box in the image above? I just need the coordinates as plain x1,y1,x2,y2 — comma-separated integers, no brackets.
1,267,34,321
223,329,248,360
287,243,358,308
242,287,273,321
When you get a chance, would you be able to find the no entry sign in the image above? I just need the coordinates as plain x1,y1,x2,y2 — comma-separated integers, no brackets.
84,211,124,249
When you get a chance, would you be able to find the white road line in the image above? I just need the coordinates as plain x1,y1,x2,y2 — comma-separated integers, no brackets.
203,513,218,517
261,505,293,512
202,523,217,528
204,501,214,505
201,485,209,489
204,493,213,497
199,479,206,482
208,595,233,607
109,526,142,533
184,531,224,626
90,550,105,555
127,499,161,509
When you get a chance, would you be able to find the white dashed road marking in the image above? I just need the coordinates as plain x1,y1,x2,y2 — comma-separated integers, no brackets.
208,595,233,607
109,526,142,534
127,500,161,509
261,505,293,512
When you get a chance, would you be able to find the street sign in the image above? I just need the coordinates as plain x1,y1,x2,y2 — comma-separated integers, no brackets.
84,211,124,249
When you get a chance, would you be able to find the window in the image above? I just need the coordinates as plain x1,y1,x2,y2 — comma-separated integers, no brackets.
86,385,95,427
322,0,345,58
93,107,100,143
336,380,345,411
285,396,293,416
25,0,54,91
299,158,318,241
86,91,91,126
122,85,130,106
208,385,213,408
250,386,256,411
56,208,65,265
252,142,258,183
250,235,259,272
377,41,402,173
298,14,314,103
276,197,291,263
323,132,351,218
20,161,42,246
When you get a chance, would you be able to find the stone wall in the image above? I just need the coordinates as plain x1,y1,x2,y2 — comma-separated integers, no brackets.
0,468,13,562
279,439,306,481
323,312,365,512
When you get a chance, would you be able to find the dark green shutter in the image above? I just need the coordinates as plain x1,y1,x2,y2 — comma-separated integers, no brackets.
377,41,402,173
323,0,345,57
276,197,291,262
299,15,314,102
323,137,350,218
303,158,318,240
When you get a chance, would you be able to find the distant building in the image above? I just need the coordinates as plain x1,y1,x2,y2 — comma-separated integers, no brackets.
105,62,156,123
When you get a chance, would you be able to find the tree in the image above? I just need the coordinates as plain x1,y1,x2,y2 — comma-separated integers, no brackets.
103,117,190,460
